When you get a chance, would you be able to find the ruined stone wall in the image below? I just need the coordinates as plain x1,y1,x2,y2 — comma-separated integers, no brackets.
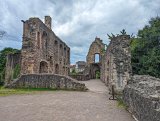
123,75,160,121
5,52,21,84
86,37,105,64
79,37,105,80
69,74,90,81
101,43,108,83
5,74,87,91
101,35,132,93
21,16,70,76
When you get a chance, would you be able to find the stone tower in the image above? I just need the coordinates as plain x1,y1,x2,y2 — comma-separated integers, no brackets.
45,16,52,30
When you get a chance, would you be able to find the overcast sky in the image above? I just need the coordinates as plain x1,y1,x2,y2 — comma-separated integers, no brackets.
0,0,160,64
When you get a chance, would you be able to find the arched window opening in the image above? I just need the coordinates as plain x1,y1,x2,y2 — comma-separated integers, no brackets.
94,53,100,63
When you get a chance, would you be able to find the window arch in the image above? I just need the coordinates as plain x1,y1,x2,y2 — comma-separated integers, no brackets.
94,53,100,63
39,61,48,73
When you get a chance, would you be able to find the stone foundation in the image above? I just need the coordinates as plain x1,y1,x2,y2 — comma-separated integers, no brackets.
123,75,160,121
5,74,87,91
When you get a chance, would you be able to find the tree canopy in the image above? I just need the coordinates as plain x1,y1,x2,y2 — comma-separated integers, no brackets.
131,16,160,78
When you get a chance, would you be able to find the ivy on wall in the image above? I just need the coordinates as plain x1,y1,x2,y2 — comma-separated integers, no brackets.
13,64,20,79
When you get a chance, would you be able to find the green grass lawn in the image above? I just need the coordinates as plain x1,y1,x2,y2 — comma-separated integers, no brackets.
0,86,57,96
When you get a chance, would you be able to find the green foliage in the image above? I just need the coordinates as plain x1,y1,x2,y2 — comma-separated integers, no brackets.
120,29,127,35
96,71,100,79
107,33,115,39
101,48,106,55
131,16,160,78
13,64,20,79
0,69,5,85
70,68,77,75
107,29,127,39
0,47,19,85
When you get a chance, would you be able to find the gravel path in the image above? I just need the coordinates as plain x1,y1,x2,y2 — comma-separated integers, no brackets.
0,79,134,121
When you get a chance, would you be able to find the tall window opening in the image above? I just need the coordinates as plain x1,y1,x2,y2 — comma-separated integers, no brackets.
37,32,40,49
94,53,100,63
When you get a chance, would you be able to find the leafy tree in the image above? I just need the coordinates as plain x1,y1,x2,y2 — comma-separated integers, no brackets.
131,16,160,78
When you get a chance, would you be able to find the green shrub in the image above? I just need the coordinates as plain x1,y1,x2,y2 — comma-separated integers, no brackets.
96,71,100,79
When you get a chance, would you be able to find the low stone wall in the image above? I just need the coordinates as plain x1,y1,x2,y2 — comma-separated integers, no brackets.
5,74,87,91
69,74,90,81
123,75,160,121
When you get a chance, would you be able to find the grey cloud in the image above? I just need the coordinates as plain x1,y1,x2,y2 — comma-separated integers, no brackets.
0,0,160,64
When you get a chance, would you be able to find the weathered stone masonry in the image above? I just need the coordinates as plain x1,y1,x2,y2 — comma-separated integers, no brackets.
84,37,105,79
86,37,105,65
5,16,70,84
101,35,132,93
4,16,87,90
70,37,105,81
123,75,160,121
21,16,70,75
5,52,21,84
6,74,87,91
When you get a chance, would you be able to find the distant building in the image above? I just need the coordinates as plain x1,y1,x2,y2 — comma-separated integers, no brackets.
76,61,86,72
70,65,76,73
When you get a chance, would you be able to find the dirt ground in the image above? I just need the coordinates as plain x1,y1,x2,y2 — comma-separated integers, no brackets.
0,79,134,121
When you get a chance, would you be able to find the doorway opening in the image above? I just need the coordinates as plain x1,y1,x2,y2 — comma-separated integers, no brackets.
39,61,48,73
55,64,59,74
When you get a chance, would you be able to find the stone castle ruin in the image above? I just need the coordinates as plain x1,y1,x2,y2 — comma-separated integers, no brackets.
21,16,70,75
4,15,160,121
86,37,105,65
5,16,86,90
85,37,105,79
71,35,132,93
5,20,132,93
86,35,132,93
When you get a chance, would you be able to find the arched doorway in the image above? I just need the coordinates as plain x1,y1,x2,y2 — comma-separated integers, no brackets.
95,70,100,79
39,61,48,73
55,64,59,74
89,63,100,79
